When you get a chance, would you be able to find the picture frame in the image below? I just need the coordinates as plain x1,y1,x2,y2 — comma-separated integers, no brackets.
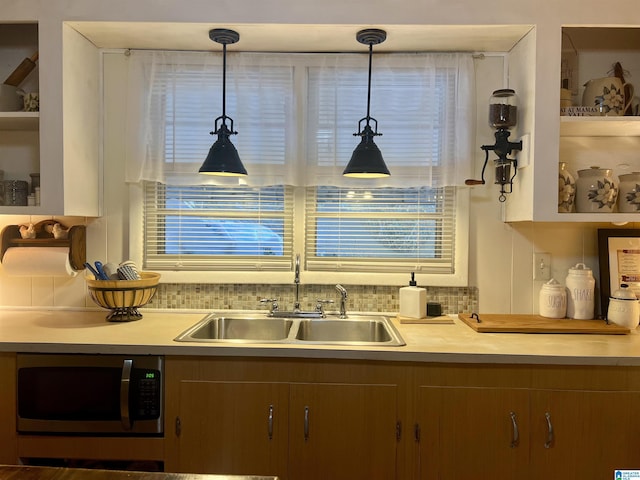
597,228,640,315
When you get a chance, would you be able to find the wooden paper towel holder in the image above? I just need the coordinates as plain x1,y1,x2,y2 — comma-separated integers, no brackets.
0,220,86,271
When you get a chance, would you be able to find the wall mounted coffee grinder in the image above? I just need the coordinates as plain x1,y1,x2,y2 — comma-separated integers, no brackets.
466,88,523,202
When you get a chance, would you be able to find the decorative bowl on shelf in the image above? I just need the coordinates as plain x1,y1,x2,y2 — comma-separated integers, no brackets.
86,271,161,322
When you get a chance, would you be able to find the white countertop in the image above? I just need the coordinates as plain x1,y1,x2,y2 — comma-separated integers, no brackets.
1,308,640,366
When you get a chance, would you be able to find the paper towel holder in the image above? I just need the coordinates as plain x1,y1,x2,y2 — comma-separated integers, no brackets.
0,220,86,271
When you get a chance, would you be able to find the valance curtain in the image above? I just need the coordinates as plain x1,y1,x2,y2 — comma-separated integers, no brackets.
124,50,475,188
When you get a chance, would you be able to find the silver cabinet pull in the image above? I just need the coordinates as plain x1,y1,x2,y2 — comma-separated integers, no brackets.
509,411,519,448
268,404,274,440
120,359,133,431
544,412,554,448
303,406,310,441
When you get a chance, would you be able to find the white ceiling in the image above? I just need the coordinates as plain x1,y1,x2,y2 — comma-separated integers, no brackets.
67,22,533,53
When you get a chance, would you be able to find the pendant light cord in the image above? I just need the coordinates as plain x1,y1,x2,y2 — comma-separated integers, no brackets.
365,42,373,125
221,42,227,123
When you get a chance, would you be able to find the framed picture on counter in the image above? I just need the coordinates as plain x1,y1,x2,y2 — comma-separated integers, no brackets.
598,228,640,316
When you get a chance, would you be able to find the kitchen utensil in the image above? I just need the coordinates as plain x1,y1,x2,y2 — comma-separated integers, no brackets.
94,261,109,280
539,278,567,319
607,284,640,329
4,51,38,87
566,263,595,320
582,76,633,116
575,166,618,213
613,61,634,116
458,313,629,334
558,162,576,213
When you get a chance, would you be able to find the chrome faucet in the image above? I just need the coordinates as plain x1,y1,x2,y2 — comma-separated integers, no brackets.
293,254,301,312
335,284,348,318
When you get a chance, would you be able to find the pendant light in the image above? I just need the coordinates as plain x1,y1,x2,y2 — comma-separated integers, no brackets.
343,28,390,178
199,28,247,176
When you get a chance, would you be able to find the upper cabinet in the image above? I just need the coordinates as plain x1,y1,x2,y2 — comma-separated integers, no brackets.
505,26,640,222
0,22,100,216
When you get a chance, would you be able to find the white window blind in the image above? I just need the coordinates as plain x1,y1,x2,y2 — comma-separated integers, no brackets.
129,50,472,279
305,186,456,273
143,182,294,271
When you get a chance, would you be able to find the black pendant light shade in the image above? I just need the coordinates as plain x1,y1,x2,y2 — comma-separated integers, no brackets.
199,28,247,176
343,28,390,178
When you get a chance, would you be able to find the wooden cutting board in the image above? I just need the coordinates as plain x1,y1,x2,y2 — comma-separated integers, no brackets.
458,313,631,334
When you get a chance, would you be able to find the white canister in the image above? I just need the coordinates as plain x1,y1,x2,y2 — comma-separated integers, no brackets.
539,278,567,318
558,162,576,213
617,172,640,213
607,284,640,329
566,263,595,320
575,166,618,213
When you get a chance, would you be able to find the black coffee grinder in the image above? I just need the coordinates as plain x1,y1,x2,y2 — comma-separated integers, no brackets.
466,88,523,202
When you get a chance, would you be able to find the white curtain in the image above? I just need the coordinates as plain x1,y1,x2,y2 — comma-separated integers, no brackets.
124,50,475,188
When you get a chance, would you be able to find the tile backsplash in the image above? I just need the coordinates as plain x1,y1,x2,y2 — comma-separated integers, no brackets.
148,283,478,314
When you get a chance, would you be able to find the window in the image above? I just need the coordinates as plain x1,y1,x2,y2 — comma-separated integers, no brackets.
128,50,473,283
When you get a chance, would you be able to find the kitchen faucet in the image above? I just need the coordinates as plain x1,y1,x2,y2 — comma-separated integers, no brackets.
293,254,301,312
335,284,348,318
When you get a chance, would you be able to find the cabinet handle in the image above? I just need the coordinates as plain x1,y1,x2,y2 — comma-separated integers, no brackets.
175,416,182,437
509,411,519,448
396,421,402,441
268,404,274,440
414,423,421,443
304,406,310,441
544,412,554,449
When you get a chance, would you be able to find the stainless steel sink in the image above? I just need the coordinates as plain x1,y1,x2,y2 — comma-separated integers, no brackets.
174,313,405,347
175,316,294,343
295,319,397,344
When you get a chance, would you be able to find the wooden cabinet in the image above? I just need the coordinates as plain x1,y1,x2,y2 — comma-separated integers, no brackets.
416,386,530,479
0,352,17,465
0,22,100,216
530,389,640,478
164,357,402,480
414,364,640,480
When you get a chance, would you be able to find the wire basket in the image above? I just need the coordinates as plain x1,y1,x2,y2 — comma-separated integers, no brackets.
87,272,161,322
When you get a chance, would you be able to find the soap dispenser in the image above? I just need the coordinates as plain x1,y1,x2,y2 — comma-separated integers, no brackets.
399,272,427,319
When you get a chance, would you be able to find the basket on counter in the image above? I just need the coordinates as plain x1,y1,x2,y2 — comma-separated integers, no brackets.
86,271,161,322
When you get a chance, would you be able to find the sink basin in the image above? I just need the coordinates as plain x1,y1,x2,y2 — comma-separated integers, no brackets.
174,313,405,347
175,315,294,342
296,319,396,344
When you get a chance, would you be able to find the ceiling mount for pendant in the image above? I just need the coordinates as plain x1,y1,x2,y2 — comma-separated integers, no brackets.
199,28,247,177
343,28,390,178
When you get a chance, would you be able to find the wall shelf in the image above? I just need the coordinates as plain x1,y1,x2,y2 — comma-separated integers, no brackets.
560,116,640,137
0,112,38,131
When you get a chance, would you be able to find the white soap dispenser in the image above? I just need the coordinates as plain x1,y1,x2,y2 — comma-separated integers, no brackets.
399,272,427,319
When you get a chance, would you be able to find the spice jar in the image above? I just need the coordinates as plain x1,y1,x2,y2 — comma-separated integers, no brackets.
539,278,567,319
565,263,595,320
4,180,28,206
488,88,518,129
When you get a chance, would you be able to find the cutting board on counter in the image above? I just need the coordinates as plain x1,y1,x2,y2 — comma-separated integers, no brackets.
458,313,631,334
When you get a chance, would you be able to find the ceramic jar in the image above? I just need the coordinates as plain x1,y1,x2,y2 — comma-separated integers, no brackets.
582,76,634,116
558,162,576,213
607,284,640,329
566,263,595,320
617,172,640,213
575,166,618,213
539,278,567,318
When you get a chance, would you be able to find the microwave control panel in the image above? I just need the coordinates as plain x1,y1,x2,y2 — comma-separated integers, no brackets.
132,368,161,419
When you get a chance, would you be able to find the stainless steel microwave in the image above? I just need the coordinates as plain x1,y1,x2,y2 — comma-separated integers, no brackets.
17,353,163,436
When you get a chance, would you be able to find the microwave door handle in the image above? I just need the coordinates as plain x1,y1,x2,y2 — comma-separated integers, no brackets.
120,359,133,430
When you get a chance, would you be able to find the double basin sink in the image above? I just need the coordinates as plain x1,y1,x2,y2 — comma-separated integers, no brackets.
174,313,405,347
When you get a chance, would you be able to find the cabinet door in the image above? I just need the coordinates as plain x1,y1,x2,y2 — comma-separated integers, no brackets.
288,383,398,480
168,381,289,478
531,389,640,478
416,386,530,479
0,353,17,464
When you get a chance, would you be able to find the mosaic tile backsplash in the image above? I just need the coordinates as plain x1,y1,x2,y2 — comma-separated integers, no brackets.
148,283,478,315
